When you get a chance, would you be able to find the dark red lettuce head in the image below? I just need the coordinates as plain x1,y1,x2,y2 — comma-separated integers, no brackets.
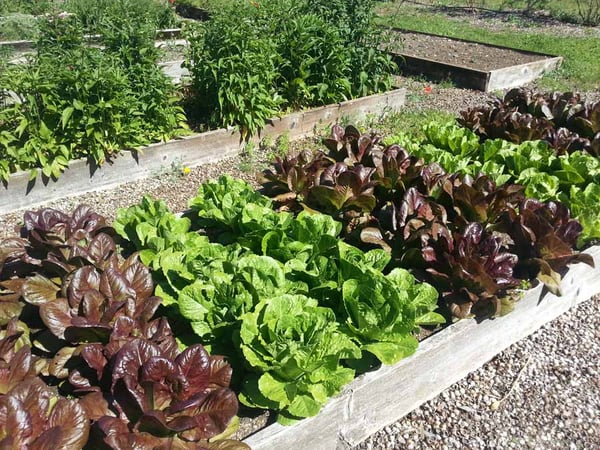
426,223,519,318
84,338,239,448
0,377,89,449
308,164,377,217
21,205,113,249
22,253,160,344
438,174,525,227
497,199,594,294
323,124,383,167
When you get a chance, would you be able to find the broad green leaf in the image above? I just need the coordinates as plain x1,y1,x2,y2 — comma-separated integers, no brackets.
61,107,74,129
362,336,418,365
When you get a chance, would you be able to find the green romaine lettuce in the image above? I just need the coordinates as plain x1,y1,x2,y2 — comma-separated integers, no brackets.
568,183,600,247
238,294,360,424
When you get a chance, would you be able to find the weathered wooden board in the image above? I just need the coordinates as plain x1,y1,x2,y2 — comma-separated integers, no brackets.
243,245,600,450
0,88,405,214
487,57,563,91
393,53,489,91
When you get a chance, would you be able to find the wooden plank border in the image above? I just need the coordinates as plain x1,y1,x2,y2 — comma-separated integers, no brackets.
0,88,406,214
486,57,563,92
389,28,562,92
243,245,600,450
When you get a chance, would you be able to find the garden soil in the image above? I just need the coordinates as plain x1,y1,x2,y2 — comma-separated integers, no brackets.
392,30,554,71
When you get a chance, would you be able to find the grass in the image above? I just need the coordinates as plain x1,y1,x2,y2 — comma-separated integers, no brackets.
377,4,600,91
362,109,456,140
418,0,598,25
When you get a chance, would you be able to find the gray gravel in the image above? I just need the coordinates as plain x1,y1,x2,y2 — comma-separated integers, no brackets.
354,294,600,450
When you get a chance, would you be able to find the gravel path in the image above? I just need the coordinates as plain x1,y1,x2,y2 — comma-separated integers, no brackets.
354,294,600,450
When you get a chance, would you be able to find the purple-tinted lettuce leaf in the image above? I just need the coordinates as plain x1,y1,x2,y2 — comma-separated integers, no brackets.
423,223,519,318
438,174,525,227
322,125,383,167
22,274,60,306
0,331,38,394
172,389,239,442
0,238,31,278
78,391,112,421
499,199,594,284
0,279,26,326
0,378,89,449
91,415,250,450
39,299,72,340
99,268,136,305
208,356,233,389
309,165,377,216
175,345,211,394
0,394,33,447
84,233,119,269
359,226,392,253
85,338,240,446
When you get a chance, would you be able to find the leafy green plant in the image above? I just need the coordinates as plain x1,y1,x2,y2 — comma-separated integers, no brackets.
239,294,360,424
274,13,353,109
64,0,178,34
402,119,600,245
184,7,283,139
261,124,594,318
0,206,248,449
115,177,443,423
0,0,54,15
0,12,187,183
184,0,394,137
566,183,600,246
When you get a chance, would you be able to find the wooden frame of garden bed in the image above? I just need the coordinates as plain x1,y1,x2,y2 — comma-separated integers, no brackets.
389,29,563,92
0,88,406,214
242,244,600,449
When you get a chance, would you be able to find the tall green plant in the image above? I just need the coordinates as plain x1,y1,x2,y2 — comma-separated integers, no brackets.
184,7,282,139
64,0,178,33
184,0,394,137
0,12,186,182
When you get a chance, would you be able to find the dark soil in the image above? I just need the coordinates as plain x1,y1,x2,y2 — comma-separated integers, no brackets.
394,30,555,71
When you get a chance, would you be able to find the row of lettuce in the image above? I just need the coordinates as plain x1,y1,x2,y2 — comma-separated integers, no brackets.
0,184,442,447
0,90,598,446
0,0,393,182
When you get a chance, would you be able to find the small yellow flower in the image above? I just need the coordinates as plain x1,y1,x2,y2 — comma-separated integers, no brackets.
182,166,191,175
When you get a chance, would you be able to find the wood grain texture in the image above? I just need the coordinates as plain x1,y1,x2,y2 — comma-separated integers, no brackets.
243,245,600,450
486,57,563,91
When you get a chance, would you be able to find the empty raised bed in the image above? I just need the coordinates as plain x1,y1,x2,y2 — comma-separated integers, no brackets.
390,29,562,92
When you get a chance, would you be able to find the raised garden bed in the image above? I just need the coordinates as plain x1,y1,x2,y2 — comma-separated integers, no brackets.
390,29,562,91
242,244,600,449
0,88,406,214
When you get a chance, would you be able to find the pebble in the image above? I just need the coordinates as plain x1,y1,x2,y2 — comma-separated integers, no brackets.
354,295,600,450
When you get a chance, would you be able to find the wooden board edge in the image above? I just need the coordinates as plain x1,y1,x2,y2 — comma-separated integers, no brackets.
485,57,564,92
